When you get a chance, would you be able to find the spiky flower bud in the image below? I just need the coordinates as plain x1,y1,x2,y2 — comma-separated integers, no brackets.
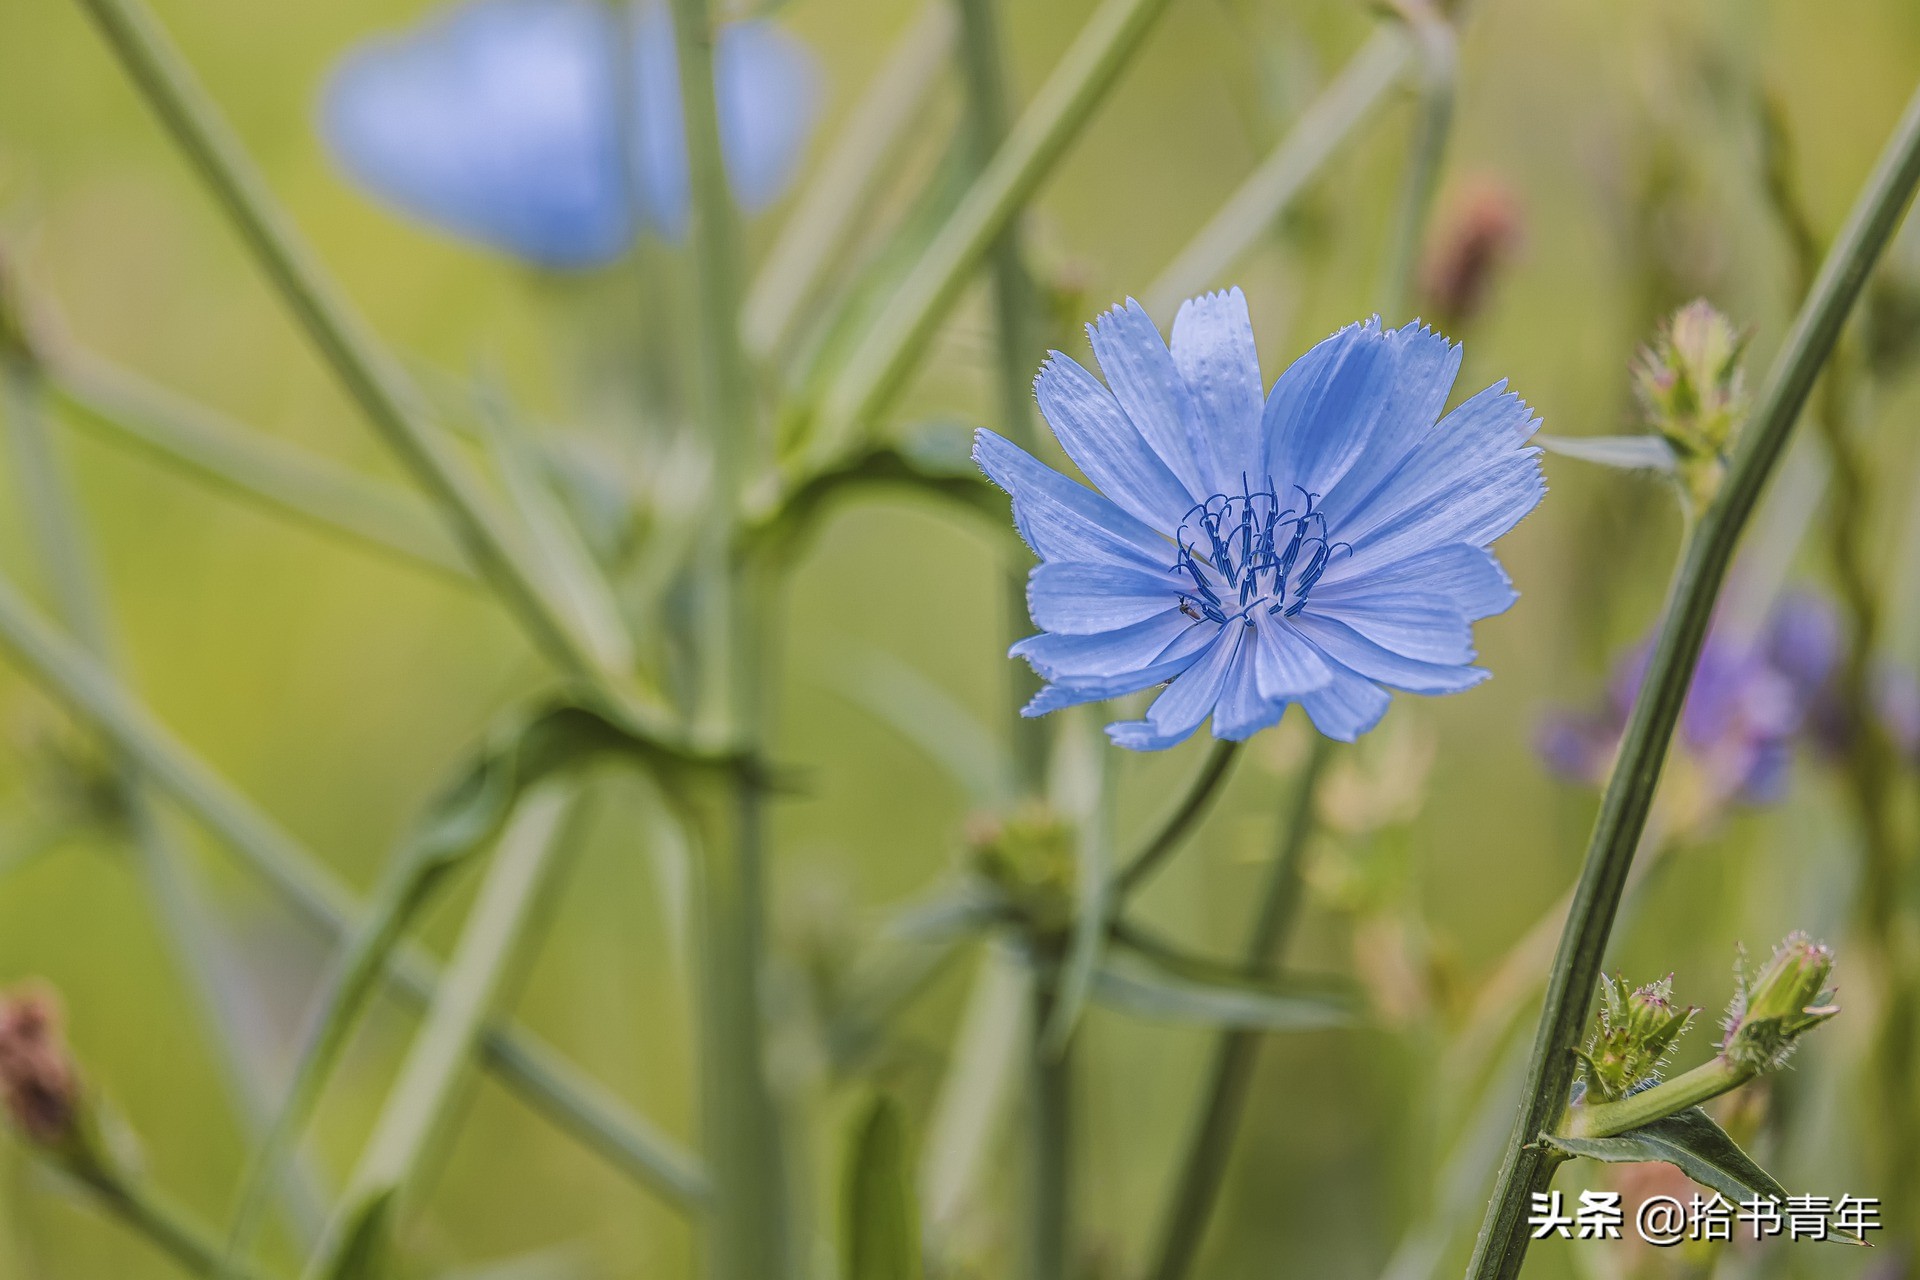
1720,932,1838,1073
1579,973,1698,1102
1632,300,1748,508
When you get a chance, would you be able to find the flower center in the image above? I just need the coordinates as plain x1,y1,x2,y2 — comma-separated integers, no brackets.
1172,481,1349,626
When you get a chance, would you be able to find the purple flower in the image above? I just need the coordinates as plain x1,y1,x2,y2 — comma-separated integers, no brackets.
1539,591,1917,808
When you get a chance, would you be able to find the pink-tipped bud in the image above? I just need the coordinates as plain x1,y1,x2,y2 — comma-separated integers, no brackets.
1721,932,1838,1073
1580,972,1698,1102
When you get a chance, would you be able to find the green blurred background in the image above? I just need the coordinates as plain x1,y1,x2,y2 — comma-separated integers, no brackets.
1,0,1918,1275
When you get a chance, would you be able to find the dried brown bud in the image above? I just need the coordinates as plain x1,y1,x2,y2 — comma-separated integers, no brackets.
0,985,80,1147
1419,178,1525,329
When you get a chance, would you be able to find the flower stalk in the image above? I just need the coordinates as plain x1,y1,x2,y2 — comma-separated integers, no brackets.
1464,76,1920,1280
1115,740,1243,896
668,5,789,1280
1560,1057,1750,1140
1145,736,1333,1280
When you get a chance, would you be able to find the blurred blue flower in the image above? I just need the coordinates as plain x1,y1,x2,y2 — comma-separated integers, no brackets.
1537,591,1920,809
321,0,819,268
976,292,1545,750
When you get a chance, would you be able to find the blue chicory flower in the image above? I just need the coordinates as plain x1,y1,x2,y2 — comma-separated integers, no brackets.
976,290,1546,750
321,0,819,268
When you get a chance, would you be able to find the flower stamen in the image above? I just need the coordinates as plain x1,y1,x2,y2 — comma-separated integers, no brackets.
1172,482,1351,625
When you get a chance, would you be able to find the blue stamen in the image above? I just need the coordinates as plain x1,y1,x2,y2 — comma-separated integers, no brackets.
1177,483,1353,625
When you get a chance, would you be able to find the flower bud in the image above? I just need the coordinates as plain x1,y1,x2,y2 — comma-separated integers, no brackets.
1632,300,1748,506
1580,973,1698,1102
1418,177,1525,330
964,803,1076,939
0,986,81,1150
1720,932,1838,1073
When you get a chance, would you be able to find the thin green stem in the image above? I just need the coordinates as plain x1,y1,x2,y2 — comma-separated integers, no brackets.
683,778,787,1280
220,840,473,1277
1026,977,1071,1280
1560,1057,1751,1141
1464,78,1920,1280
0,576,708,1208
69,0,655,726
1,354,326,1242
953,0,1050,791
46,351,467,579
1145,736,1331,1280
666,6,787,1280
1144,27,1410,315
70,1162,277,1280
805,0,1179,470
306,783,587,1279
1115,740,1243,897
1376,2,1456,320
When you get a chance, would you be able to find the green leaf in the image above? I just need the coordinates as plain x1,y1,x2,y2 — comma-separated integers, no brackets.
1540,1106,1859,1242
1088,950,1355,1031
1537,433,1679,472
842,1095,923,1280
1109,919,1357,1005
884,883,1011,943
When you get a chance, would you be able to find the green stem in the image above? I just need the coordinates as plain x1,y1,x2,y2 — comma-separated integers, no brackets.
0,575,707,1207
306,783,587,1280
1114,740,1242,896
220,842,471,1277
665,6,786,1279
1026,976,1072,1280
1145,737,1331,1280
953,0,1050,790
69,0,654,728
72,1163,277,1280
47,351,467,579
1560,1057,1752,1141
683,779,787,1280
806,0,1179,470
1,354,326,1242
1375,2,1456,320
1144,26,1410,315
1757,96,1920,1228
1464,78,1920,1280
